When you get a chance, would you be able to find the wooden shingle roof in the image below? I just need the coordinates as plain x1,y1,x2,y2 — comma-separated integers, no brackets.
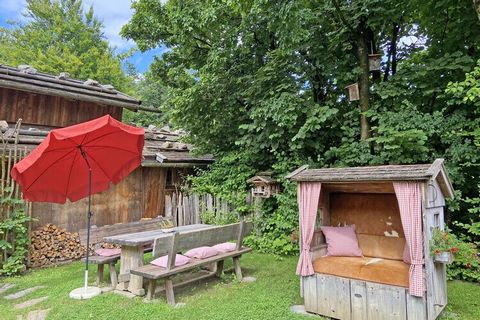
0,65,142,110
287,159,454,198
1,122,214,168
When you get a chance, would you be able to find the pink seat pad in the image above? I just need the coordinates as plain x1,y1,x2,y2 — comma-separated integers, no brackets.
150,254,190,268
212,242,237,253
184,246,218,259
95,248,121,257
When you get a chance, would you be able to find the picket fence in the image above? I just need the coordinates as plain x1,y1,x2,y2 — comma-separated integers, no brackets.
164,192,252,226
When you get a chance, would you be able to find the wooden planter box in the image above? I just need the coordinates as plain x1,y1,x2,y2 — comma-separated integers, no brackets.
434,252,453,264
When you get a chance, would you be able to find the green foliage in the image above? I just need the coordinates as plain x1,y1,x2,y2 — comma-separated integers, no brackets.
123,71,167,127
0,0,130,92
200,210,239,226
123,0,480,257
0,203,32,277
188,152,256,213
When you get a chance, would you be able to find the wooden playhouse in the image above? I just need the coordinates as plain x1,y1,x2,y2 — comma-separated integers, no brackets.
287,159,454,320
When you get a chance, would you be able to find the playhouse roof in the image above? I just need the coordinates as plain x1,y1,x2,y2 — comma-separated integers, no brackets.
286,159,454,198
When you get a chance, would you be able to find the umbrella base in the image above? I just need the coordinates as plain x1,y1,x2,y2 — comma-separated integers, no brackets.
69,286,101,300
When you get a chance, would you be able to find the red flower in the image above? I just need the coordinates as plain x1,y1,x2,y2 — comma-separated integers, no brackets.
450,247,458,254
434,250,440,254
465,262,471,269
291,231,297,242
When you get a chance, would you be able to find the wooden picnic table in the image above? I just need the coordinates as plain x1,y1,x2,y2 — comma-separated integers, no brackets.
104,223,212,296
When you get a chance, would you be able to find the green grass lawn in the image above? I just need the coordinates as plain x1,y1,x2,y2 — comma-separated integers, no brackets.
0,253,479,320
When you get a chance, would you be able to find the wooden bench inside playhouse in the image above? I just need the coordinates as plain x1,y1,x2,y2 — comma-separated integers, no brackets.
312,190,409,288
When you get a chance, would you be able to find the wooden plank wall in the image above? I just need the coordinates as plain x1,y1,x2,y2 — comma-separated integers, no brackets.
0,87,123,127
31,167,171,232
142,167,166,219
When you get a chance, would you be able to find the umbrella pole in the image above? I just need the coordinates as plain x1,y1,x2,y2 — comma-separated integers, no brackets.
81,147,93,293
69,147,101,300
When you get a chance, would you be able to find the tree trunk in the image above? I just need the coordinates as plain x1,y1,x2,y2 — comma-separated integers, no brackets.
475,0,480,21
356,27,370,140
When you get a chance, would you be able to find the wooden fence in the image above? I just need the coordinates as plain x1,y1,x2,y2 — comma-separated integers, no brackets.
164,192,250,226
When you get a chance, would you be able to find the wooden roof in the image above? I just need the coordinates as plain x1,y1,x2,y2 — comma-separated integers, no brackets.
0,65,142,110
2,122,214,168
287,159,454,198
247,175,276,184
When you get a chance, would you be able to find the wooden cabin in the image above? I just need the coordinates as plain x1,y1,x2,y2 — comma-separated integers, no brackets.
0,65,213,232
287,159,454,320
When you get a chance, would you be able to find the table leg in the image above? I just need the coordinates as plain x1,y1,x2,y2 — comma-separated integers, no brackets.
118,245,145,296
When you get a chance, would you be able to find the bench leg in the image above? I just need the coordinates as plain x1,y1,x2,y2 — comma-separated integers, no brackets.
165,278,175,306
233,257,243,281
146,279,156,300
96,264,104,285
216,260,224,277
109,262,118,289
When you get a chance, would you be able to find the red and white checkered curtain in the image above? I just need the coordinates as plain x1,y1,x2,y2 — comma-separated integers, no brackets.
296,182,322,276
394,182,425,297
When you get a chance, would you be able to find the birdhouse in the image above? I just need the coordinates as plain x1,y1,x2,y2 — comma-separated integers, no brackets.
368,53,382,72
247,172,280,198
345,83,359,101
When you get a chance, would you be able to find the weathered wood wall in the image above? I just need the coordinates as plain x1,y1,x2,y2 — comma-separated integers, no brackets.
0,87,123,127
31,167,189,232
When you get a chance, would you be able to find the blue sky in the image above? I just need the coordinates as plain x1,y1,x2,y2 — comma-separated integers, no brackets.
0,0,166,73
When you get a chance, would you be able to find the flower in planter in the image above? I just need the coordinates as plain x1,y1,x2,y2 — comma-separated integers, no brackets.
429,228,461,258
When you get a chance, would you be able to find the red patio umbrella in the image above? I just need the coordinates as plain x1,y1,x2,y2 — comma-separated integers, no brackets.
11,114,144,298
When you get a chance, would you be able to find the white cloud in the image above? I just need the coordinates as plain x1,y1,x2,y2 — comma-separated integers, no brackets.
83,0,135,50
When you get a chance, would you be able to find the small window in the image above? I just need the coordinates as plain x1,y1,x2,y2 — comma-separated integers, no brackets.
165,168,173,187
434,213,440,228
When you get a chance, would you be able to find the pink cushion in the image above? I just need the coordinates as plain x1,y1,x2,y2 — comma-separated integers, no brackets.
184,246,218,259
212,242,237,253
95,248,121,257
150,254,190,268
320,225,363,257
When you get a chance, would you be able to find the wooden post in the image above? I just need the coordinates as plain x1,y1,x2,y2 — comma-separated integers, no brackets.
165,278,175,305
232,257,243,281
118,245,145,296
146,279,156,300
109,262,117,289
96,264,104,285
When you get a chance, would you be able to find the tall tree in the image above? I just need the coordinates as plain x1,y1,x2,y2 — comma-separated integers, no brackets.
123,0,480,232
0,0,130,91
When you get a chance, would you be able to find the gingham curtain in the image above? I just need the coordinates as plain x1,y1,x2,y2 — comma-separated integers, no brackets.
296,182,322,276
394,182,425,297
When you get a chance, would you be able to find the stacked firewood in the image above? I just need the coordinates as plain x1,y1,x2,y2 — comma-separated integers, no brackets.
29,224,93,268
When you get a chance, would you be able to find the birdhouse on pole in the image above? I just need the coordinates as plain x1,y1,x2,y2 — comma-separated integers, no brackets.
247,172,280,198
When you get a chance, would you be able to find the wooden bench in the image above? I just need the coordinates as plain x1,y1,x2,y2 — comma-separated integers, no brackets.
79,217,166,288
131,221,253,304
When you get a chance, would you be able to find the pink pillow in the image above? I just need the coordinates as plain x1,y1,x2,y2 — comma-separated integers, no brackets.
184,246,218,259
95,248,121,257
212,242,237,253
150,254,190,268
320,225,362,257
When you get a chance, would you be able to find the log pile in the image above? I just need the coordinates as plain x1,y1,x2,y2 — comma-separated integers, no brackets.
29,224,93,268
